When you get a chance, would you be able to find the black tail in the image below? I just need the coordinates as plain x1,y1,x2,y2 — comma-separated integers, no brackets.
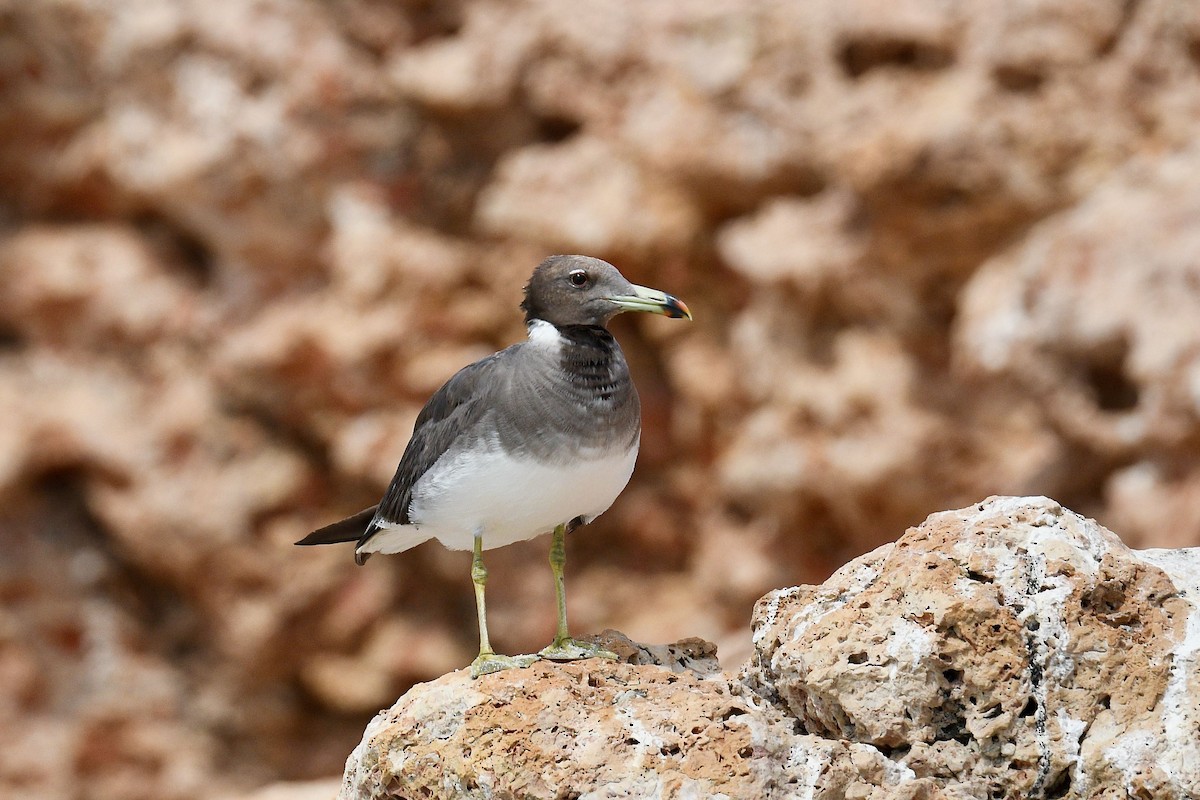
296,506,378,546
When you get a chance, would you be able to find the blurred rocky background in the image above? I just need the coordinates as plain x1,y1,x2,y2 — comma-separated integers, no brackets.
2,0,1199,798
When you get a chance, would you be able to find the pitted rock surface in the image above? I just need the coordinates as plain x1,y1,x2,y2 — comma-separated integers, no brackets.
341,498,1200,799
339,631,924,800
745,496,1200,799
6,0,1200,796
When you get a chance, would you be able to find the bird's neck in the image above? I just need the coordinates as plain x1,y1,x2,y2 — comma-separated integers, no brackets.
552,323,616,349
525,320,616,352
549,324,620,365
536,322,630,403
518,320,639,450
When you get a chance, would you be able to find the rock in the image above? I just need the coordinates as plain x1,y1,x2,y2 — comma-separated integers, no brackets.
340,498,1200,799
220,779,343,800
388,2,536,112
956,146,1200,455
717,190,866,288
5,0,1200,796
337,631,760,799
716,326,945,548
475,136,701,258
337,631,912,800
746,496,1200,799
0,224,197,347
955,145,1200,549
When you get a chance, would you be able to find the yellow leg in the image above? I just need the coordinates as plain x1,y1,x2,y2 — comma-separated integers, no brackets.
469,532,537,678
550,522,570,643
472,533,493,656
538,524,617,662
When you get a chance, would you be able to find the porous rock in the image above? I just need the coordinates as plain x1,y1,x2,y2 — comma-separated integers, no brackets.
747,495,1200,799
6,0,1200,795
955,145,1200,550
343,498,1200,799
339,631,915,800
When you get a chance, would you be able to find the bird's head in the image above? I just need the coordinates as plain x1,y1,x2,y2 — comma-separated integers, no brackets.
521,255,691,328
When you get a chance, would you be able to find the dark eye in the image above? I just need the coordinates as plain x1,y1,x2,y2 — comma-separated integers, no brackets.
568,269,589,287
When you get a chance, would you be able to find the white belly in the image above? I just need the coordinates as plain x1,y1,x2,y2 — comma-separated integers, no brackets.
400,440,638,551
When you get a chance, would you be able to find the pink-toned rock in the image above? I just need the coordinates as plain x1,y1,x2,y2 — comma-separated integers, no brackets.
718,191,866,288
337,631,917,800
747,496,1200,799
475,136,701,258
388,2,536,112
955,146,1200,548
0,225,197,347
3,0,1200,796
340,499,1200,799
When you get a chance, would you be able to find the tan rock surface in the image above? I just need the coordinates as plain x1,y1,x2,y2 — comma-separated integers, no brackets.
343,498,1200,799
955,145,1200,550
339,631,916,800
3,0,1200,796
747,496,1200,799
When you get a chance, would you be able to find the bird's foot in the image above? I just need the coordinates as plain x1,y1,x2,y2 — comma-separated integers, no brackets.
538,637,619,662
470,651,539,678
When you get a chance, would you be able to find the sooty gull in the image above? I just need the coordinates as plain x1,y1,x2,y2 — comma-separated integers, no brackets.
297,255,691,677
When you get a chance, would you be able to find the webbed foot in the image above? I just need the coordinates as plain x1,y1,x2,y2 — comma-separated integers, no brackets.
469,651,539,678
538,637,619,662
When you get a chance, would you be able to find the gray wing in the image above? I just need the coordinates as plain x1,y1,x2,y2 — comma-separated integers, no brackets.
353,350,509,562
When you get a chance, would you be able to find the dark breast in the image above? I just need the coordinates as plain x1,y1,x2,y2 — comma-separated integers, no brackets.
495,325,641,462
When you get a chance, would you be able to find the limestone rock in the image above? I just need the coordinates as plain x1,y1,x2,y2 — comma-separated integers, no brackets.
0,224,198,347
220,779,343,800
5,0,1200,796
389,2,536,112
341,498,1200,799
955,145,1200,550
747,496,1200,799
475,136,701,258
956,146,1200,452
338,631,915,800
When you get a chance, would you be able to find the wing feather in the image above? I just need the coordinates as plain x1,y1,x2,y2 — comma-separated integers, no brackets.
295,506,378,545
355,351,510,554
